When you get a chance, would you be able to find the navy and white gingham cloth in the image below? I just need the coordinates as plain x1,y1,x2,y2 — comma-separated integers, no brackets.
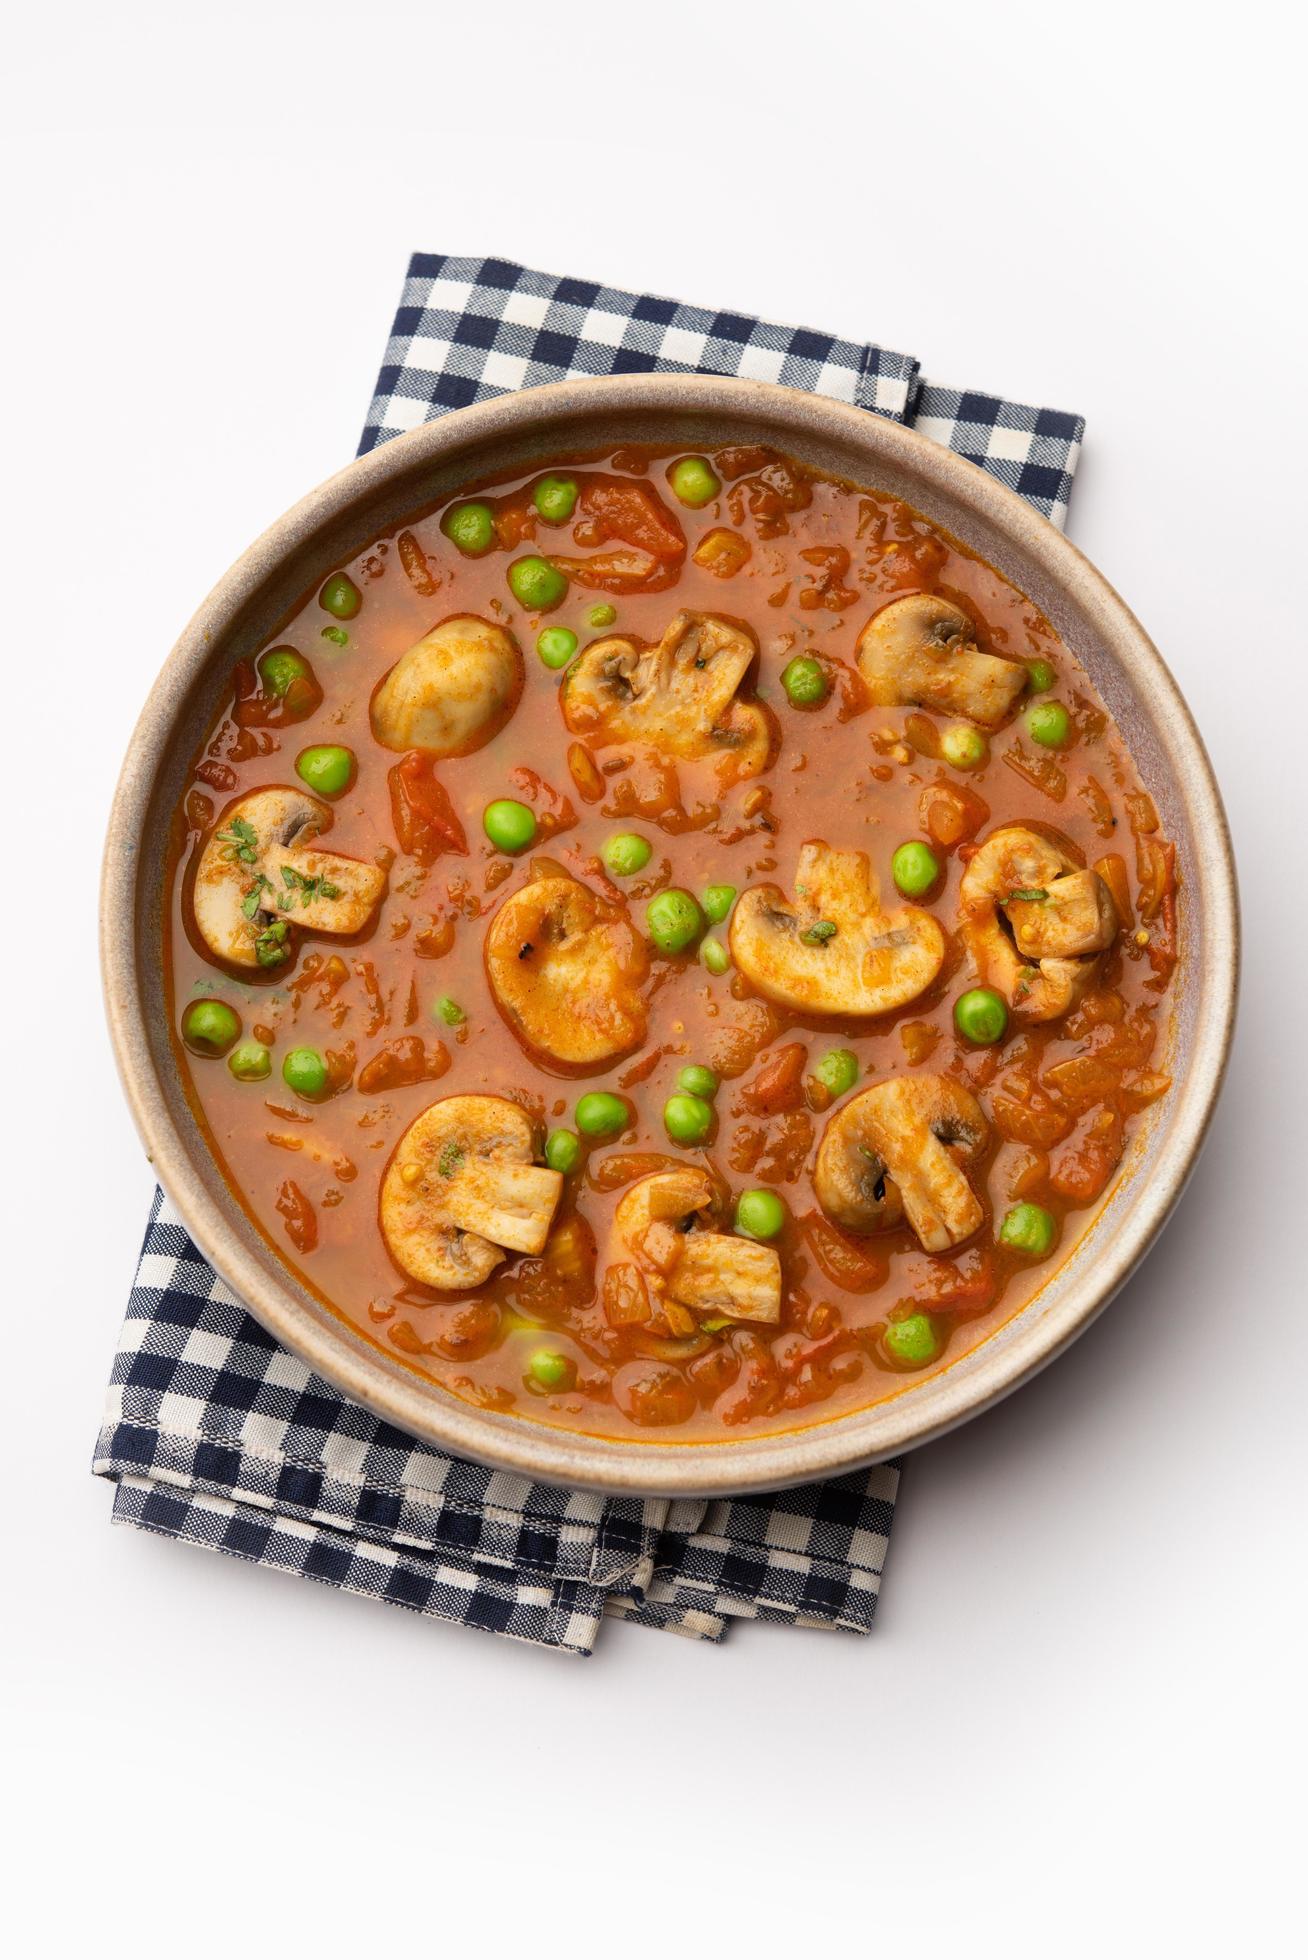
360,255,1084,526
94,258,1085,1652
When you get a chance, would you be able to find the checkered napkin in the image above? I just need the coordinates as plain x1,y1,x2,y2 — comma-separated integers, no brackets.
94,258,1085,1653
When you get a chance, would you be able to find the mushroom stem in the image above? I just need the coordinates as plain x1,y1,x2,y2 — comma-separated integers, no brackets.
670,1234,782,1323
444,1159,566,1256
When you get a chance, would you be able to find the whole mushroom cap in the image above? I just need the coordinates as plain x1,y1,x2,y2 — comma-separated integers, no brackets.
371,614,524,757
484,872,650,1069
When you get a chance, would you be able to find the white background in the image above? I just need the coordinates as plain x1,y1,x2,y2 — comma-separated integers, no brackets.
4,4,1303,1954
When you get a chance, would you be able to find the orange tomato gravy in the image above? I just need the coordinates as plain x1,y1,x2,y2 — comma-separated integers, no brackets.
166,444,1178,1442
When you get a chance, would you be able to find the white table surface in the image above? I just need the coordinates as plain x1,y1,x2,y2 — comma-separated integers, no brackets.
5,4,1302,1952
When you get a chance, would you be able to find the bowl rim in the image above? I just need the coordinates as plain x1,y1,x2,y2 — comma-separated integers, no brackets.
101,372,1239,1496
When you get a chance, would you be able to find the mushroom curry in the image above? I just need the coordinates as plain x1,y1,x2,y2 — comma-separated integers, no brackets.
167,444,1178,1442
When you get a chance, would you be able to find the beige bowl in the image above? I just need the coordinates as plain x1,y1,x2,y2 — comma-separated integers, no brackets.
101,375,1238,1496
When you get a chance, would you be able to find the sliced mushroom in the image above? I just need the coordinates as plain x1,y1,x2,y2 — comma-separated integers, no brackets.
484,871,649,1068
729,841,945,1016
612,1169,782,1324
380,1094,563,1290
193,787,386,970
856,594,1028,727
560,610,772,783
814,1075,988,1252
371,614,523,756
959,825,1119,1021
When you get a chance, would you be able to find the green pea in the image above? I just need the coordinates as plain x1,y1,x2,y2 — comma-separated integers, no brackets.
602,832,653,877
227,1039,271,1082
701,883,737,924
734,1189,787,1241
483,799,538,853
999,1202,1057,1258
433,996,465,1027
941,724,988,770
533,475,579,523
883,1313,941,1368
954,987,1009,1046
442,501,495,555
537,626,578,670
575,1092,629,1137
669,456,720,507
1025,701,1071,749
701,936,730,975
508,555,568,612
527,1348,576,1393
295,745,355,798
586,602,617,629
320,625,350,648
258,647,310,699
891,840,942,899
319,573,361,620
781,655,828,709
1026,659,1056,694
182,998,241,1058
677,1064,719,1099
663,1093,714,1145
814,1048,858,1098
646,889,703,954
545,1129,582,1175
282,1046,328,1098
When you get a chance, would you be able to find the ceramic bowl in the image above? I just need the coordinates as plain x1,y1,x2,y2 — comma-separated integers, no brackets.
101,375,1238,1495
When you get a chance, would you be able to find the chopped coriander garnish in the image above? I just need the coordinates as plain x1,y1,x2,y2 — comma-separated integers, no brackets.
1007,887,1049,904
276,864,342,911
241,873,274,921
218,817,259,864
321,626,350,647
254,919,290,968
434,996,465,1027
801,919,838,946
438,1141,465,1179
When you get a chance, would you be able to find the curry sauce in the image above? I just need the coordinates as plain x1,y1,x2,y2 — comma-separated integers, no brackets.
167,444,1177,1442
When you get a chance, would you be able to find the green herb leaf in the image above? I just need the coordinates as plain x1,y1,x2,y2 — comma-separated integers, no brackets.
276,864,344,911
254,919,290,968
1007,887,1049,904
438,1141,465,1179
218,816,259,864
241,873,274,920
801,919,838,946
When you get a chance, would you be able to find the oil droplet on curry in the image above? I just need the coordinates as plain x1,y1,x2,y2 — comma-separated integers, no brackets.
168,445,1178,1442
